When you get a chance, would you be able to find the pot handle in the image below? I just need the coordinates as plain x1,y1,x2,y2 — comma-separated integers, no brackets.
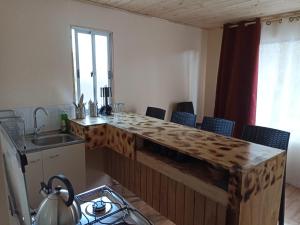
47,174,75,207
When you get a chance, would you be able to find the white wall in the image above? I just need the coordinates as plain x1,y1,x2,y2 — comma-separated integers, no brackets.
0,0,207,119
203,28,223,117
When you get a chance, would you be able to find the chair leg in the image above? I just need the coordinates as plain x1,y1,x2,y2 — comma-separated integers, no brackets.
279,186,285,225
279,173,286,225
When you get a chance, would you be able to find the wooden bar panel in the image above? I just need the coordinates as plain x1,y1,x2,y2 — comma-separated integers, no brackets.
102,149,108,174
134,162,141,197
115,152,121,182
194,192,205,225
167,178,176,222
146,167,153,207
184,186,195,225
136,150,228,206
160,174,168,216
110,182,175,225
102,150,228,225
119,153,125,185
124,157,130,189
141,164,147,201
111,151,117,180
129,158,135,192
217,204,227,225
106,149,112,176
152,170,161,212
204,198,217,225
175,182,185,225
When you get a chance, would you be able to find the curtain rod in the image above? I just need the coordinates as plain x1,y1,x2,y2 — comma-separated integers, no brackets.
225,11,300,28
227,20,258,28
262,11,300,24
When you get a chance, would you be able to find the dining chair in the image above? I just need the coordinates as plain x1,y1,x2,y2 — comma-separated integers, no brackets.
200,116,235,137
144,107,166,151
241,125,290,225
170,111,196,128
145,106,166,120
175,101,194,114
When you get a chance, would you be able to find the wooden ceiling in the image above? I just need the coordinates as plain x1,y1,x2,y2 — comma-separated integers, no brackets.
78,0,300,28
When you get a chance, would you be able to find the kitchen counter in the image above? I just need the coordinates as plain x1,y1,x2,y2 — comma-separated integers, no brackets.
71,113,284,171
70,112,286,225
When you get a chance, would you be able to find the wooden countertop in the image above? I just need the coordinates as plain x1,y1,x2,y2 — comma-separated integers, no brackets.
71,112,285,172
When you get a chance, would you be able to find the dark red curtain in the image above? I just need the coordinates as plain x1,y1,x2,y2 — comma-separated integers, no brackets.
214,18,261,137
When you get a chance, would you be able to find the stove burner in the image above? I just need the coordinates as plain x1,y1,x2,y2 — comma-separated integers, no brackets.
77,186,153,225
93,201,106,212
85,197,112,217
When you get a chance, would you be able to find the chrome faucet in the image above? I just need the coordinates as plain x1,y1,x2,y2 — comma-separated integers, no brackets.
33,107,48,136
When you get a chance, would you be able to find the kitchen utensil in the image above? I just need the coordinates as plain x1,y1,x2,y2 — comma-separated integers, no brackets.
35,174,82,225
75,106,86,119
99,87,112,116
89,100,98,117
79,94,84,108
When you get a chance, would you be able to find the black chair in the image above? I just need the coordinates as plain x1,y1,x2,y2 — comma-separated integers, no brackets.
144,107,166,151
200,116,235,137
146,107,166,120
241,125,290,225
171,111,196,128
176,101,194,114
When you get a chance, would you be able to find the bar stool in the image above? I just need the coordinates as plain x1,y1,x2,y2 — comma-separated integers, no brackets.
200,116,235,137
170,111,196,128
145,106,166,120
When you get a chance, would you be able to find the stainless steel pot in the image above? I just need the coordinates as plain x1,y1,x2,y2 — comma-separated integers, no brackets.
35,174,82,225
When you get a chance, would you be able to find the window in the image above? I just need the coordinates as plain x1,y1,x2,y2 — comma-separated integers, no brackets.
256,19,300,186
71,27,113,106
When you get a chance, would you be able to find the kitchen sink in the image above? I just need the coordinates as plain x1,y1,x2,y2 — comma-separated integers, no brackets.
31,134,78,146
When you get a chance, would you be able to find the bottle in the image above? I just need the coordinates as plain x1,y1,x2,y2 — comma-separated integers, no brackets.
60,112,68,133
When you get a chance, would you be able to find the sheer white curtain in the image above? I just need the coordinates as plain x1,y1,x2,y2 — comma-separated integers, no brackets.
257,18,300,187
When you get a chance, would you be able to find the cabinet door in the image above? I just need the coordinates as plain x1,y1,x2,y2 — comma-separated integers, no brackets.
42,143,86,194
25,151,44,209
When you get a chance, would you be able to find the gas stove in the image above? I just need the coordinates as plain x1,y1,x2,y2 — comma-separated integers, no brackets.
75,185,153,225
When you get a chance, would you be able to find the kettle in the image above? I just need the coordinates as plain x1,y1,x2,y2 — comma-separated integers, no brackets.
35,174,82,225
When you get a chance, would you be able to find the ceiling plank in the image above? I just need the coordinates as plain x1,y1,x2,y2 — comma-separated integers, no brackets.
80,0,300,28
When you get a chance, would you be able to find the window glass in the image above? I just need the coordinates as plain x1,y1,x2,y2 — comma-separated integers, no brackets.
71,27,112,106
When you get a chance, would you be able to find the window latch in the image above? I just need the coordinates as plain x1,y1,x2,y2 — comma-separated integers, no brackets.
91,72,94,77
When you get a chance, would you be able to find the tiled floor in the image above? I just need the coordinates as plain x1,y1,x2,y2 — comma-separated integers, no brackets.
86,149,300,225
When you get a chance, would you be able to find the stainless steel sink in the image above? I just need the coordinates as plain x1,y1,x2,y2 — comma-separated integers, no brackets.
31,134,77,146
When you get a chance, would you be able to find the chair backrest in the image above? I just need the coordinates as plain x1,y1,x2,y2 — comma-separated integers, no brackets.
241,125,290,150
176,102,194,114
145,107,166,120
200,116,235,137
171,111,196,128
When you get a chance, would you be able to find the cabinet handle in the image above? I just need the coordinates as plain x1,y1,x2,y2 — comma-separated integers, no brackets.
49,154,59,159
29,159,40,164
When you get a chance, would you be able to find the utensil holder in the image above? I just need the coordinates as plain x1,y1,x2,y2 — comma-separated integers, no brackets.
76,107,86,119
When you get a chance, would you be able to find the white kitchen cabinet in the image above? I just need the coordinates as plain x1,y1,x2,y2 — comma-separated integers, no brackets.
25,143,86,209
24,151,43,210
42,143,86,194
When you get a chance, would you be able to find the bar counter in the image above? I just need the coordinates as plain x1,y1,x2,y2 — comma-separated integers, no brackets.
70,112,286,225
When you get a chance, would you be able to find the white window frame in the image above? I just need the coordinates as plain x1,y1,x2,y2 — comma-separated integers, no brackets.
71,26,113,104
